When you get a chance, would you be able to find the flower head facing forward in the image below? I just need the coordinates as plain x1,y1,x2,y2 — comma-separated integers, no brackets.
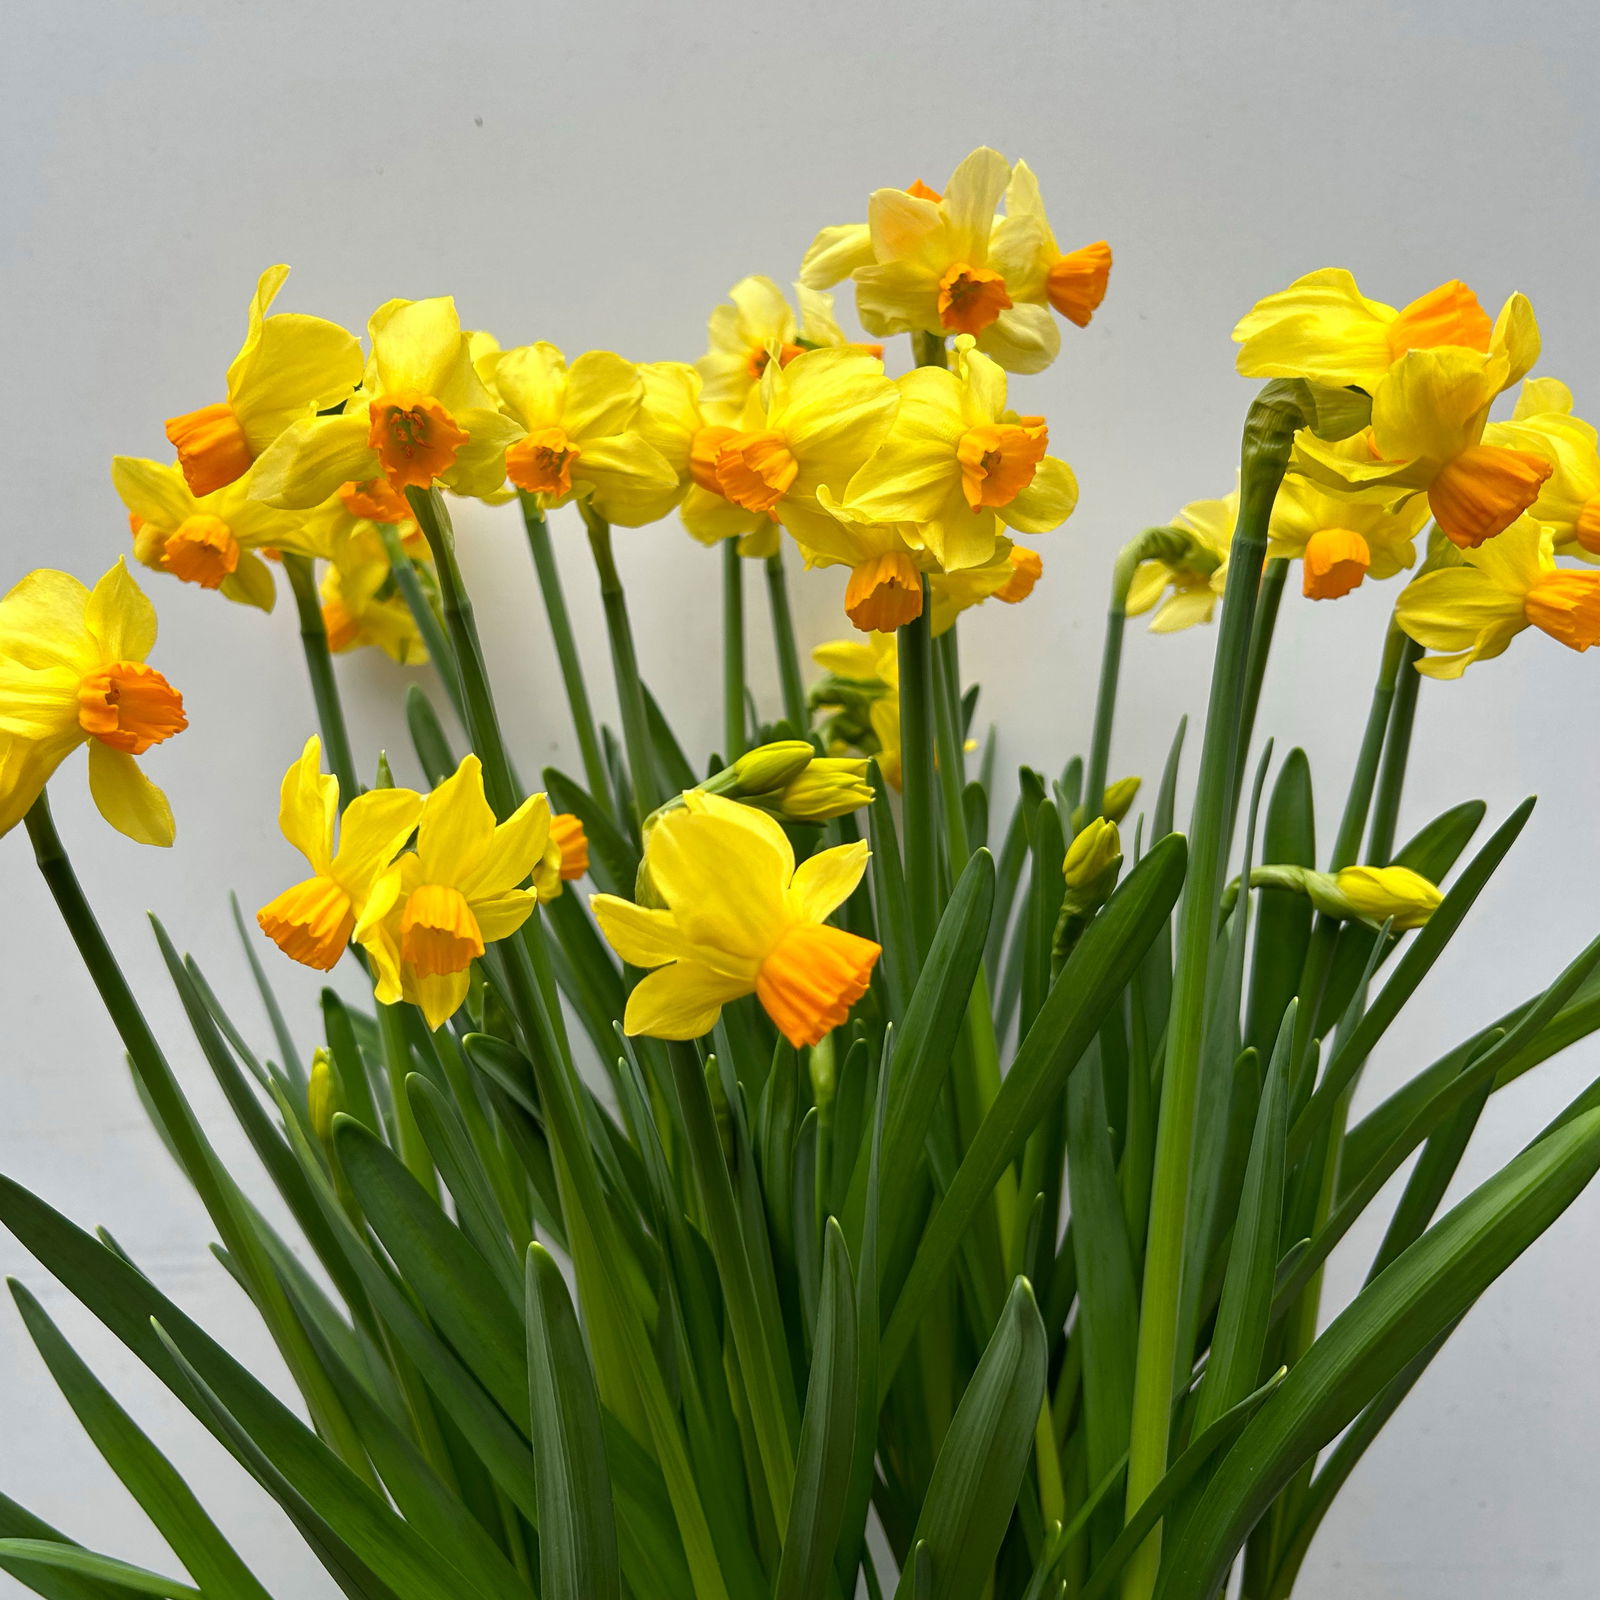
591,792,879,1048
1394,516,1600,677
163,266,363,498
361,755,554,1029
251,297,522,509
0,560,186,843
257,737,423,971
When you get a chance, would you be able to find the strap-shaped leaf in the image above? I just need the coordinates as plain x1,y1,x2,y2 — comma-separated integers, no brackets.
0,1543,198,1599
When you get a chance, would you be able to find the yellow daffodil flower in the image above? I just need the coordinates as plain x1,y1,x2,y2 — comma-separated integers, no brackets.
635,363,780,555
927,540,1043,632
1484,380,1600,562
1126,495,1233,632
793,512,929,633
1271,446,1429,599
164,266,362,498
1251,862,1441,930
550,813,589,882
706,346,899,550
361,755,554,1030
487,343,680,527
256,736,422,971
841,338,1077,572
591,791,879,1047
319,522,430,665
1394,516,1600,677
1234,268,1507,392
801,148,1062,374
0,560,186,843
991,160,1112,331
697,275,877,411
252,297,522,510
811,635,901,789
111,457,313,610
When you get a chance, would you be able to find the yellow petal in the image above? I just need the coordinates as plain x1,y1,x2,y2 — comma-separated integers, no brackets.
574,434,683,527
0,570,93,671
974,304,1060,375
648,801,790,959
939,147,1011,264
470,888,538,942
623,962,749,1041
87,740,174,846
459,791,552,899
1000,455,1079,535
333,786,424,897
417,755,496,885
218,549,278,612
251,411,378,510
231,314,364,450
798,224,876,290
372,297,464,397
409,967,472,1031
111,457,198,529
84,559,157,664
0,732,72,838
491,343,568,430
565,351,644,440
1371,347,1497,464
280,735,338,872
787,840,870,923
1232,267,1395,389
591,894,690,968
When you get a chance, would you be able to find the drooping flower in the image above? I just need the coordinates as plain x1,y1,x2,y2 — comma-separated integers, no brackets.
800,148,1065,373
840,338,1076,573
257,737,422,971
164,266,363,498
488,343,681,526
361,755,554,1029
0,561,186,843
1483,379,1600,561
1271,447,1429,599
991,161,1112,330
251,298,522,509
926,540,1042,632
112,457,313,610
1125,495,1233,631
591,792,879,1047
1394,516,1600,677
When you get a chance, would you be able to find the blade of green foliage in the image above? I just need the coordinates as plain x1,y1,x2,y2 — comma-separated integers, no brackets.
0,1490,173,1600
0,1544,199,1599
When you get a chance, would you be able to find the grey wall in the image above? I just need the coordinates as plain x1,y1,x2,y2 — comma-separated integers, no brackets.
2,1,1598,1594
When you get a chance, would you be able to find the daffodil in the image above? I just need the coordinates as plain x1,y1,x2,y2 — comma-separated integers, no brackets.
704,346,899,550
256,737,422,971
591,792,879,1047
111,457,313,610
1234,269,1507,392
1271,447,1429,599
1293,302,1547,549
164,266,362,498
550,812,589,883
800,148,1062,373
486,343,680,526
991,160,1113,331
361,755,554,1029
0,561,186,843
794,514,929,633
1394,516,1600,677
319,522,430,665
927,540,1042,632
251,297,522,509
811,635,901,789
840,338,1076,572
697,275,876,411
1125,496,1233,632
1251,862,1442,930
1484,379,1600,561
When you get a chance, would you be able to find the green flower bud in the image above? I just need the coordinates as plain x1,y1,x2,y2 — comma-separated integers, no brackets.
1250,862,1441,930
1062,818,1123,916
308,1047,340,1146
1101,775,1142,824
729,740,816,795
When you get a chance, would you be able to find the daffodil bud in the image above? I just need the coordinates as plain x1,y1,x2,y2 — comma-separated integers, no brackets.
1250,862,1441,930
1070,775,1142,832
308,1047,341,1146
767,758,873,822
1061,819,1123,920
729,740,817,796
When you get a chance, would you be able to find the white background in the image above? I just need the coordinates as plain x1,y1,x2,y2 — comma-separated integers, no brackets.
3,1,1598,1594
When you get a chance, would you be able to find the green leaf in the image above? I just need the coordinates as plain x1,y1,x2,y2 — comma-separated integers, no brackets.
1157,1106,1600,1600
1244,748,1313,1055
404,683,457,786
0,1544,199,1599
526,1243,621,1600
890,1279,1046,1600
774,1221,859,1600
0,1492,158,1600
881,834,1188,1388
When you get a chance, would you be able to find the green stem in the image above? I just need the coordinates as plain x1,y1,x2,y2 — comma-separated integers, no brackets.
1366,631,1425,865
373,521,464,723
763,548,808,734
1231,557,1289,815
519,494,612,807
1083,580,1130,831
376,1001,437,1198
912,330,949,369
723,538,747,760
405,487,520,819
579,503,658,828
282,552,358,797
897,585,939,953
1122,389,1301,1598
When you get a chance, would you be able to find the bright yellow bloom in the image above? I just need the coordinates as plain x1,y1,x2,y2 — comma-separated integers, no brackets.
991,161,1113,330
1292,297,1546,550
488,343,680,527
319,526,429,665
252,298,522,509
362,755,553,1029
1394,516,1600,677
925,539,1041,633
697,275,876,412
1127,494,1233,631
634,363,779,555
256,737,422,971
0,561,185,844
112,457,313,611
840,338,1076,572
164,267,362,498
706,347,898,550
811,635,901,789
591,792,879,1047
1484,381,1600,562
1271,446,1429,599
800,148,1062,373
1234,269,1506,392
